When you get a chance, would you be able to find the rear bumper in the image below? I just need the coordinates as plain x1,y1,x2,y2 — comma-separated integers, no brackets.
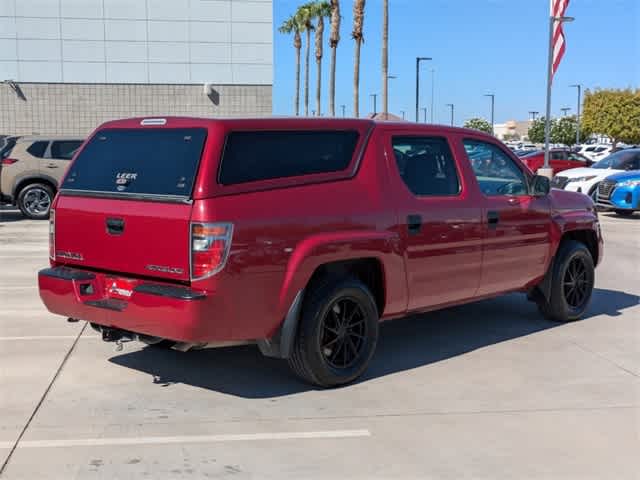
38,266,228,342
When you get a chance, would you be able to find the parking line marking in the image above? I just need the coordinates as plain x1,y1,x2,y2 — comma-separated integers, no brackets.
0,430,371,450
0,335,99,341
0,286,38,290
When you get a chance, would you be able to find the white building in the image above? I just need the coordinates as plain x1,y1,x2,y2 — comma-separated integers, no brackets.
0,0,273,135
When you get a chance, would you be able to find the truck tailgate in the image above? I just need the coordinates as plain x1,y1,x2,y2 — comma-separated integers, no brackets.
54,195,192,282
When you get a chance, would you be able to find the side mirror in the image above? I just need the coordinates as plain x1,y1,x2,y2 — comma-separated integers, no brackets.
531,175,550,196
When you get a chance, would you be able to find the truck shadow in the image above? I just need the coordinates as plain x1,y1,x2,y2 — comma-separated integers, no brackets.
109,288,639,398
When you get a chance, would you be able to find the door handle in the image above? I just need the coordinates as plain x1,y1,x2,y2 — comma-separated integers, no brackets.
407,214,422,235
106,217,125,235
487,211,499,229
45,163,59,168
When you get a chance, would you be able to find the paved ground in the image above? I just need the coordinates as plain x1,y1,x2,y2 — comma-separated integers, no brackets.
0,205,638,479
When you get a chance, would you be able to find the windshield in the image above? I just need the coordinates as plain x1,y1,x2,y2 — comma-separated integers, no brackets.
591,150,640,170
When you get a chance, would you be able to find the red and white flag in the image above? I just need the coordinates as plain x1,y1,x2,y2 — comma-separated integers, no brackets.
551,0,569,81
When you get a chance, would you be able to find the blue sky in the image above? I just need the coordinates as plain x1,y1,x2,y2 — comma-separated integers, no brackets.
273,0,639,124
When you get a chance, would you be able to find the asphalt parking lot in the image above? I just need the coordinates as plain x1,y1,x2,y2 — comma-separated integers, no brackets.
0,206,638,479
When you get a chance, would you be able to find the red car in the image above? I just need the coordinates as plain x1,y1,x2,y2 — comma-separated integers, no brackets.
520,149,593,174
38,118,603,387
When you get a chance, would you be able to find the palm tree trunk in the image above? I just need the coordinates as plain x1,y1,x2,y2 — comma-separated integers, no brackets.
316,60,322,116
329,0,340,117
352,0,365,118
329,46,336,116
315,15,324,116
353,40,361,117
295,46,301,116
304,29,311,116
382,0,388,120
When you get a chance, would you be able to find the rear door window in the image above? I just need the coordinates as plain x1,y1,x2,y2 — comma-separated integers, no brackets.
0,137,18,159
62,128,207,198
27,141,48,158
219,131,360,185
51,140,83,160
391,136,461,196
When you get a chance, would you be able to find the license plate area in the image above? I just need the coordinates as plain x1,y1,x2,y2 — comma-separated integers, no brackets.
105,277,136,299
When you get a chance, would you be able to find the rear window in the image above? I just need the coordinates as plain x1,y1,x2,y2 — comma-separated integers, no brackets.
219,130,360,185
62,128,206,198
0,137,18,159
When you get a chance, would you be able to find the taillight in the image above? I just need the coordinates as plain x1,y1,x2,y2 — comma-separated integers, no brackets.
190,222,233,280
49,209,55,260
1,158,18,165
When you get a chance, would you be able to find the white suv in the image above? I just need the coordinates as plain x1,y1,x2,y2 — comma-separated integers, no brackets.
551,149,640,201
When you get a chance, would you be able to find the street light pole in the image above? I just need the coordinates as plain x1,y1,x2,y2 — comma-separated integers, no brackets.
430,69,435,123
340,104,346,117
400,110,405,120
421,107,427,123
415,57,432,122
561,107,571,116
370,94,378,115
544,15,574,172
529,110,539,121
446,103,454,126
484,93,495,134
570,84,582,144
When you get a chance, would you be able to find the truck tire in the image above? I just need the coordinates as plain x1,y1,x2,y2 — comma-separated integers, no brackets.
614,209,634,217
288,277,379,388
537,240,595,322
17,183,54,219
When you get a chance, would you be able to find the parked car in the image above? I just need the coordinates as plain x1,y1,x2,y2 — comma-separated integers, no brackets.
38,117,603,387
596,170,640,216
520,148,592,174
551,149,640,201
0,136,84,219
581,145,612,162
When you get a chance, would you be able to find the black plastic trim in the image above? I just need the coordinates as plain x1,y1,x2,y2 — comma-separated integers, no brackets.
257,289,304,359
133,283,206,300
39,267,95,281
85,299,128,311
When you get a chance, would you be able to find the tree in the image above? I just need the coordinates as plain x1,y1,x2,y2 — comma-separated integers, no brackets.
464,118,493,135
551,115,591,146
297,3,315,116
528,118,546,144
352,0,366,117
381,0,388,119
328,0,341,117
312,2,331,117
582,88,640,149
278,16,303,116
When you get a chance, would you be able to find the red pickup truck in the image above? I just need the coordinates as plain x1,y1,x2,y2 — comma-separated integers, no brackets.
39,117,603,387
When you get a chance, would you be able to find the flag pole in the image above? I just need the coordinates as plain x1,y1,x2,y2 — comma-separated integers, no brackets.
541,14,555,178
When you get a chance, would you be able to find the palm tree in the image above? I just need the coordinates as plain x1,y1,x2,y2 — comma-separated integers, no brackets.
381,0,388,119
328,0,341,116
278,16,303,116
352,0,366,117
297,3,315,116
312,1,331,116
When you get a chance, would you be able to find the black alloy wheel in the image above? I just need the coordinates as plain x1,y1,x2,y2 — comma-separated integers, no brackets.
320,298,368,370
